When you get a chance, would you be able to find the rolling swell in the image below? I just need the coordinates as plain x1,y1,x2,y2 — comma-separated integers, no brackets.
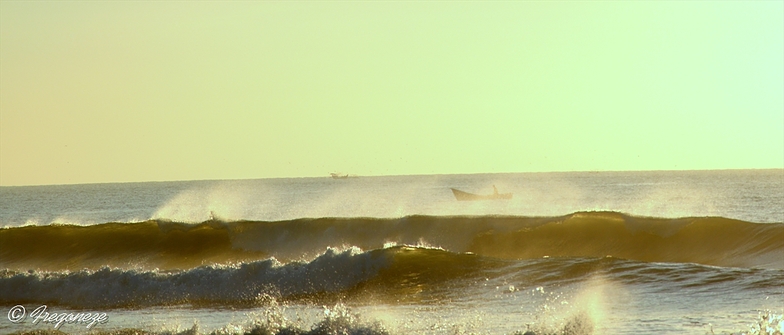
468,212,784,269
1,212,782,272
1,246,782,309
0,221,264,271
0,247,393,309
0,246,509,309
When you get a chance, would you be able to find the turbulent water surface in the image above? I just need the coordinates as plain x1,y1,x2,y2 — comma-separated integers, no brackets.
0,170,782,334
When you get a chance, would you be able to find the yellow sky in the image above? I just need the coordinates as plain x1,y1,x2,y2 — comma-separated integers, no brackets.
1,1,782,186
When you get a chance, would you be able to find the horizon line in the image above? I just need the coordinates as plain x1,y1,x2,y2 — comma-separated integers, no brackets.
2,167,781,188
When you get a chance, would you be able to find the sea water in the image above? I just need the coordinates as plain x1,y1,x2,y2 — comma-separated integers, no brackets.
0,170,782,334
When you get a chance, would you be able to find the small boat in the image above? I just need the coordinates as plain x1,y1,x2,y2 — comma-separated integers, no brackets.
330,173,349,179
450,187,512,201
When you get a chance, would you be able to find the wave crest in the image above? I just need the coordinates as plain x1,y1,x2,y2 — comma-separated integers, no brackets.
1,212,782,271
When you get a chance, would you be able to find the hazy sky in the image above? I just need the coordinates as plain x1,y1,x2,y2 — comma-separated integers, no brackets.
1,1,782,186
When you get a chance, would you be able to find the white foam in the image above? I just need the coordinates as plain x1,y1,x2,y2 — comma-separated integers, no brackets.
0,247,393,308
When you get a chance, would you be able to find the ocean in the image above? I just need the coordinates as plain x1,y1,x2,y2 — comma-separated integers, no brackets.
0,170,782,335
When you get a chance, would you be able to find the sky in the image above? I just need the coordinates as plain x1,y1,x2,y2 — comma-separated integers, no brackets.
1,1,782,186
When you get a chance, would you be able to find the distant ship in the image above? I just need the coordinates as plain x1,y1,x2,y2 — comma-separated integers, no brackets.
330,173,349,179
450,186,512,201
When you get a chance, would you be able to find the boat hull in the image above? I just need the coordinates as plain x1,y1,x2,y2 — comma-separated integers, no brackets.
450,188,512,201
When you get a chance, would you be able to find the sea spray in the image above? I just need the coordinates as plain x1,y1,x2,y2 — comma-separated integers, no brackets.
2,171,782,334
747,311,784,335
0,247,393,309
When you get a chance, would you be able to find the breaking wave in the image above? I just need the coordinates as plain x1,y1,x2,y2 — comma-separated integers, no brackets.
1,212,782,271
1,245,782,310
